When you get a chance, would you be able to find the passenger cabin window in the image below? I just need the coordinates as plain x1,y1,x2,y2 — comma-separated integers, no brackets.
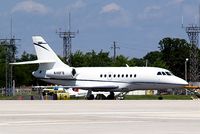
100,74,137,78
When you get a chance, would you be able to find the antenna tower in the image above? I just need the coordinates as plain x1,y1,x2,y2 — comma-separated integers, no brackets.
0,18,20,96
185,25,200,81
183,5,200,82
57,13,76,65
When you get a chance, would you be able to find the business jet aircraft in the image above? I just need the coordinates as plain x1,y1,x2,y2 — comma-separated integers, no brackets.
11,36,188,99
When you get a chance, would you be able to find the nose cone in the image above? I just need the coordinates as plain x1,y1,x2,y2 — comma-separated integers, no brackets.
175,77,188,86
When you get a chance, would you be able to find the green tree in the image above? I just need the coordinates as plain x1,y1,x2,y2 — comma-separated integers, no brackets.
159,37,191,78
13,52,38,86
96,50,112,66
143,51,167,68
112,55,128,66
72,50,112,67
71,50,86,67
0,45,7,87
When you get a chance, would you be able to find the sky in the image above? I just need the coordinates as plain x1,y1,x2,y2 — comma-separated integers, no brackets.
0,0,200,59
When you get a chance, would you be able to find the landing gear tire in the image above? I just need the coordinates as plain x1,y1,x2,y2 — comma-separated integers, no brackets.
107,91,115,100
96,94,106,100
87,94,94,100
86,90,94,100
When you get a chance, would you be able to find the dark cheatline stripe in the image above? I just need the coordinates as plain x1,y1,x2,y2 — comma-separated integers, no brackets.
34,43,49,51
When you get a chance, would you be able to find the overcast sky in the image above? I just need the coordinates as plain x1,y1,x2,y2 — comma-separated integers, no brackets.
0,0,199,58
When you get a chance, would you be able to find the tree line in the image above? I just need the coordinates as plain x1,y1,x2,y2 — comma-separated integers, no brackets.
0,37,195,87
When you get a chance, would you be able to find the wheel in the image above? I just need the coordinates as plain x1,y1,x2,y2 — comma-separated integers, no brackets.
87,94,94,100
107,92,115,100
96,94,106,100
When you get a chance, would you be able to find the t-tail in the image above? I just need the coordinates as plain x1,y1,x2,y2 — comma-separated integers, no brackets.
10,36,75,79
32,36,69,69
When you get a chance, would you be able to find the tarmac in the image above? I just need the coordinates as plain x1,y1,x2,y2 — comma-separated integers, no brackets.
0,100,200,134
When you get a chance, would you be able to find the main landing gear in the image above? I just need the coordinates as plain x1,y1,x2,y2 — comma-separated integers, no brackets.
86,90,95,100
86,90,115,100
106,91,115,100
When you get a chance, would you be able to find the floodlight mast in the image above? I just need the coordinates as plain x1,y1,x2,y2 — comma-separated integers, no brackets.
182,6,200,82
0,18,20,96
57,12,76,65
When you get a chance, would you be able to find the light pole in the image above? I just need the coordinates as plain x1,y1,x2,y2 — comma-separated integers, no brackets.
185,58,189,81
185,58,189,95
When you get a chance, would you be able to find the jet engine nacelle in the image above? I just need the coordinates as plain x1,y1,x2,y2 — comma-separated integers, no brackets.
46,68,76,79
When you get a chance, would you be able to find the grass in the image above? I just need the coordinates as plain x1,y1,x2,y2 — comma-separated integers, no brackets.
124,95,192,100
0,93,194,100
0,92,41,100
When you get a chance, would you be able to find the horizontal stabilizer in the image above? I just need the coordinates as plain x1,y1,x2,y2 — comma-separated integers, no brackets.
10,60,55,65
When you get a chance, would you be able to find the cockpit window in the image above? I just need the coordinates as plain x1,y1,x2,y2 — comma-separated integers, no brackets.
165,72,172,76
157,71,173,76
157,72,162,75
162,72,166,75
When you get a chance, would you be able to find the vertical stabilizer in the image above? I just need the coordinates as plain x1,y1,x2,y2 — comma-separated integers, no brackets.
32,36,69,69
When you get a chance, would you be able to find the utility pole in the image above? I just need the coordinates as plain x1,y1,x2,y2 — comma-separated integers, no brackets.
110,41,120,61
0,37,20,96
57,13,76,65
0,18,20,96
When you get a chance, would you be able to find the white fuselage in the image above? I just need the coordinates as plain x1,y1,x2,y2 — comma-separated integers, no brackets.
35,67,188,92
12,36,188,93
